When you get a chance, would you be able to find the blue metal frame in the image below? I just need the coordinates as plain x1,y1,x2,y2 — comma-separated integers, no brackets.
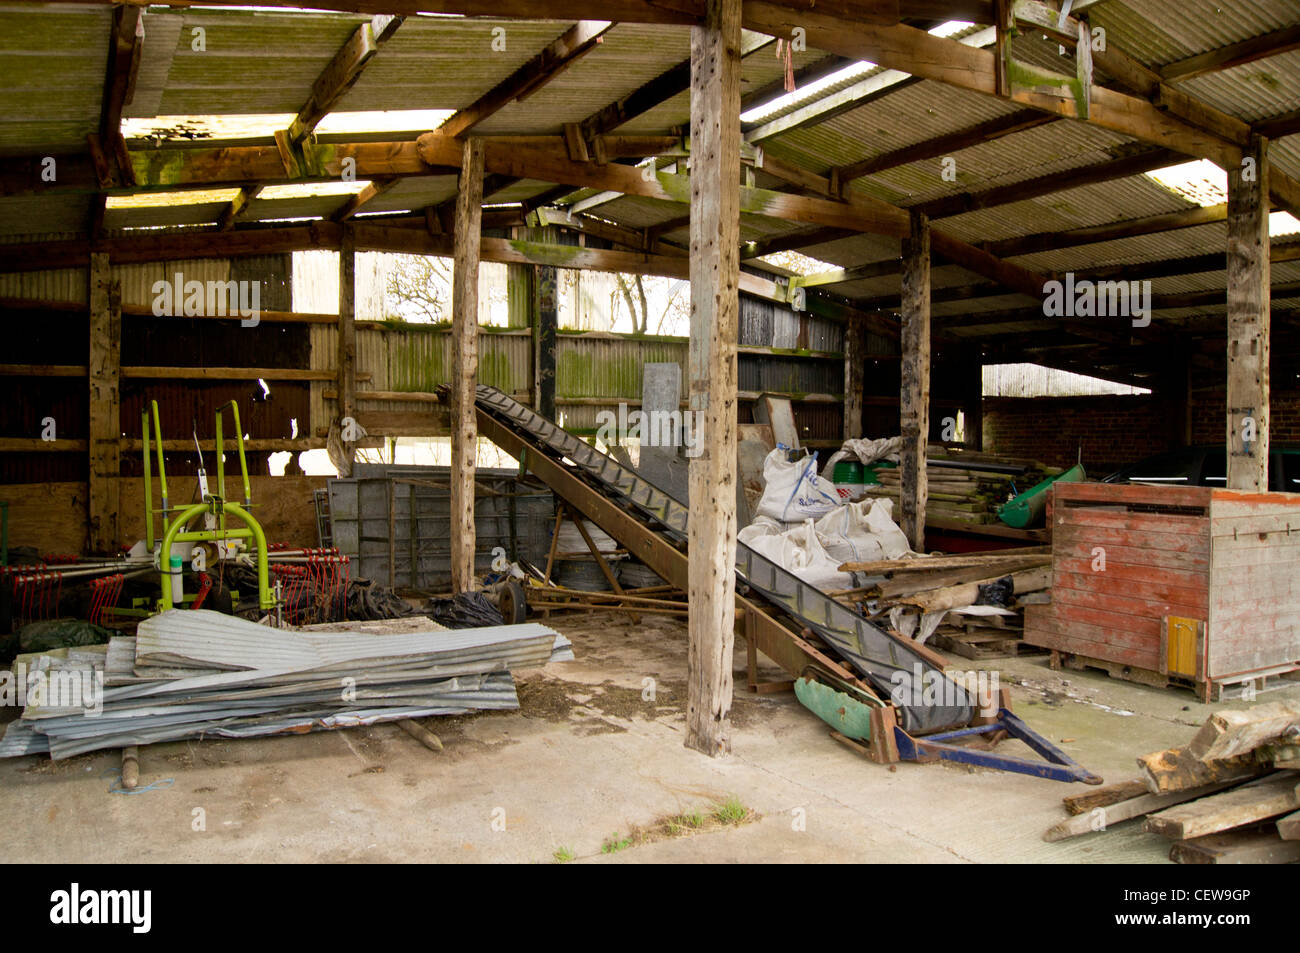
894,709,1103,784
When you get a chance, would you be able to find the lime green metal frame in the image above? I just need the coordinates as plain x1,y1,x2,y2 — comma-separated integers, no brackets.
158,501,274,610
143,398,276,612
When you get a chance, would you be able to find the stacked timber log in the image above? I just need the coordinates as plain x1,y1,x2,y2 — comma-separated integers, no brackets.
863,450,1060,526
835,547,1052,658
1043,702,1300,863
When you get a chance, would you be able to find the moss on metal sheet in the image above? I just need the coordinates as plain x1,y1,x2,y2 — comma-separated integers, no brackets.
478,347,512,389
507,238,584,266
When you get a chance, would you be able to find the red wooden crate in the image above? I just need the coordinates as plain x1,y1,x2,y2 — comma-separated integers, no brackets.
1023,482,1300,699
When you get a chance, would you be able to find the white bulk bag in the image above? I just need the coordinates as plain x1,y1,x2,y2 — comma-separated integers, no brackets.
755,449,842,522
742,519,852,591
814,497,913,565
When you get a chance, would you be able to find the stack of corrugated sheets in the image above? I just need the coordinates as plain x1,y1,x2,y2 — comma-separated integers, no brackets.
0,609,573,759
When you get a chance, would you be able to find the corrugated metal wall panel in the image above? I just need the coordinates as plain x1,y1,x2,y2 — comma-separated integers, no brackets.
327,467,554,589
556,336,687,400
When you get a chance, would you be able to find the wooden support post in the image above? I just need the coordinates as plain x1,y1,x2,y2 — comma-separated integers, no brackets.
1226,135,1270,491
88,252,120,554
534,263,558,421
900,210,930,552
337,226,357,477
843,314,866,440
450,138,485,594
685,0,741,759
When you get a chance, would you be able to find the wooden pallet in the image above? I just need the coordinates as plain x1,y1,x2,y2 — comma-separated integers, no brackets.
1051,650,1300,701
931,627,1045,660
1051,649,1189,691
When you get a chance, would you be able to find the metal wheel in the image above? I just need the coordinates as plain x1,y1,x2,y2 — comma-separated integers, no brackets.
498,579,528,624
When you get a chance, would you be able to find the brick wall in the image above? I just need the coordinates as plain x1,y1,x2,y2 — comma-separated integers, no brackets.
1190,390,1300,446
982,395,1178,474
985,390,1300,474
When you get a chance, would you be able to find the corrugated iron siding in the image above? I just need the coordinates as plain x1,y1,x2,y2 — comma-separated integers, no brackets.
312,324,531,432
557,335,686,400
0,296,86,482
1,251,302,482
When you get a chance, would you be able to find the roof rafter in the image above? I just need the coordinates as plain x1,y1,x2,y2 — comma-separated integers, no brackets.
1159,24,1300,83
286,14,404,146
92,4,144,189
438,20,615,140
741,0,1300,219
831,109,1056,189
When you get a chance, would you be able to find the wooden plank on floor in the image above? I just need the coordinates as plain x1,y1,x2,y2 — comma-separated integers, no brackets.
1145,773,1300,839
1187,702,1300,762
1170,826,1300,864
1044,781,1239,842
1137,746,1268,794
1277,809,1300,840
1063,779,1149,816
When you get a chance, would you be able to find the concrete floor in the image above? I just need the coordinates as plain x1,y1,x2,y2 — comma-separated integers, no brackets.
2,609,1296,864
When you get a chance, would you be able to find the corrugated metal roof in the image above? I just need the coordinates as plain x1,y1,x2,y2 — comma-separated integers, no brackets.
0,5,109,152
0,193,90,236
340,16,577,114
150,11,366,116
932,174,1202,246
1091,0,1300,67
472,23,689,136
0,1,1297,379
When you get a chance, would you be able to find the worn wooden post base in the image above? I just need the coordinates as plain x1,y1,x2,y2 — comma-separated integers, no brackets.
867,705,902,764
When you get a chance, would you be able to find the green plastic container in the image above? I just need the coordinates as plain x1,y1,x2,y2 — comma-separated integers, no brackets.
832,460,865,483
832,460,865,501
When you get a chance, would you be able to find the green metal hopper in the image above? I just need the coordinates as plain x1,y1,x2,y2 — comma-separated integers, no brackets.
998,463,1086,529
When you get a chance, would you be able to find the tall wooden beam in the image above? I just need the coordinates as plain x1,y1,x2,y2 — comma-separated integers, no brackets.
88,253,121,554
899,210,930,552
844,314,866,439
534,262,558,421
964,353,983,451
337,226,357,477
1226,135,1270,491
450,139,485,594
686,0,740,760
